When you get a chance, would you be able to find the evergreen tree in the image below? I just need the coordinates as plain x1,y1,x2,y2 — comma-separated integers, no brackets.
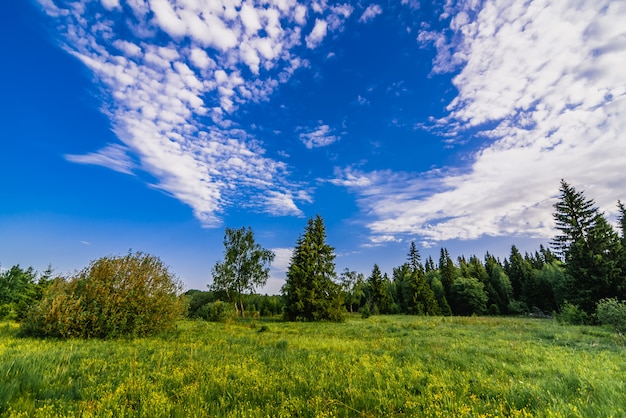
367,264,390,314
407,241,423,274
438,248,456,298
504,245,533,304
484,254,513,314
617,201,626,297
425,270,452,315
564,214,622,313
552,181,623,313
424,256,436,273
282,215,344,321
551,179,598,259
392,263,412,313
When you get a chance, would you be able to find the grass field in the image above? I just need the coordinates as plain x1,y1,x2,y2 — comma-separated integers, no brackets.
1,315,625,417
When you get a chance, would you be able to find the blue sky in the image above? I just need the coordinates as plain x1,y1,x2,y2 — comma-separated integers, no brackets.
2,0,625,294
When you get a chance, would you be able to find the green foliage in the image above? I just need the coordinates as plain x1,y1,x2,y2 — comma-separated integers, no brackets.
366,264,391,314
552,181,624,314
449,277,488,316
196,301,235,322
552,179,599,258
211,226,275,317
339,268,366,313
0,265,38,320
556,303,590,325
596,298,626,333
21,252,185,339
282,215,345,322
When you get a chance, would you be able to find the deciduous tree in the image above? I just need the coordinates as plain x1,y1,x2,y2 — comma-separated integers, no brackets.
211,226,275,317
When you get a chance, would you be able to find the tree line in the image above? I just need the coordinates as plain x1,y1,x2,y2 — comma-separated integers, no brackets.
202,179,626,324
2,179,626,338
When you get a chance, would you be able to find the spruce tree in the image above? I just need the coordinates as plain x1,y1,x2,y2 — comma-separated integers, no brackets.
367,264,390,314
438,248,456,298
282,215,344,321
551,181,623,313
551,179,598,259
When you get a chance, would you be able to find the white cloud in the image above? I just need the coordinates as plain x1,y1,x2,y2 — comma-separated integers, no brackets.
343,0,626,245
101,0,120,11
40,0,341,227
359,4,382,23
299,124,339,149
65,144,136,175
271,247,294,272
306,19,328,49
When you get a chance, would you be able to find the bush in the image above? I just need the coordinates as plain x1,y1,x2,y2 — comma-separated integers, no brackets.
596,298,626,333
196,301,235,322
555,302,590,325
21,252,185,339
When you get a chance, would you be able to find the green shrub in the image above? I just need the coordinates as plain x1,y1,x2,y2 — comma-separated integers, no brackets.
596,298,626,333
196,301,235,322
359,306,371,319
21,252,185,339
556,302,590,325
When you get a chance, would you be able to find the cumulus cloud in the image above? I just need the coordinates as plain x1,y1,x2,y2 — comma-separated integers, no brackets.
299,124,340,149
271,247,294,272
339,0,626,244
359,4,382,23
37,0,348,226
306,19,328,48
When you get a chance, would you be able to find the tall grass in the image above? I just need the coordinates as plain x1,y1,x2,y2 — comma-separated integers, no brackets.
1,316,625,417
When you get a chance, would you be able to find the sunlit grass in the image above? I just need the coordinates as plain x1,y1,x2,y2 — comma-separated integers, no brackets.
1,316,625,417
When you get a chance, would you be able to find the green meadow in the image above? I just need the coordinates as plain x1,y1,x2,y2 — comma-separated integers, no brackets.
1,316,625,417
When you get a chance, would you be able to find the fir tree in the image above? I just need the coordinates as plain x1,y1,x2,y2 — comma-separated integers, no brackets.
367,264,390,314
551,179,598,259
438,248,456,298
282,215,344,322
552,181,623,313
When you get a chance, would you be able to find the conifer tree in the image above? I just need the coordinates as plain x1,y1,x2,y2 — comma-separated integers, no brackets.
367,264,390,314
552,181,623,313
282,215,344,321
551,179,598,259
438,248,456,297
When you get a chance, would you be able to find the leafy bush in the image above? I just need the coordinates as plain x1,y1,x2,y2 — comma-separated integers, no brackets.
196,301,235,322
555,302,590,325
596,298,626,333
21,252,185,339
449,277,488,316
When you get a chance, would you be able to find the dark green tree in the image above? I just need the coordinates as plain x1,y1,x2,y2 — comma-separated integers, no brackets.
449,277,488,316
367,264,391,314
0,265,37,320
282,215,345,322
210,226,275,317
438,248,456,298
551,179,598,259
552,181,623,313
425,270,452,315
564,214,622,313
504,245,533,305
484,254,513,314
